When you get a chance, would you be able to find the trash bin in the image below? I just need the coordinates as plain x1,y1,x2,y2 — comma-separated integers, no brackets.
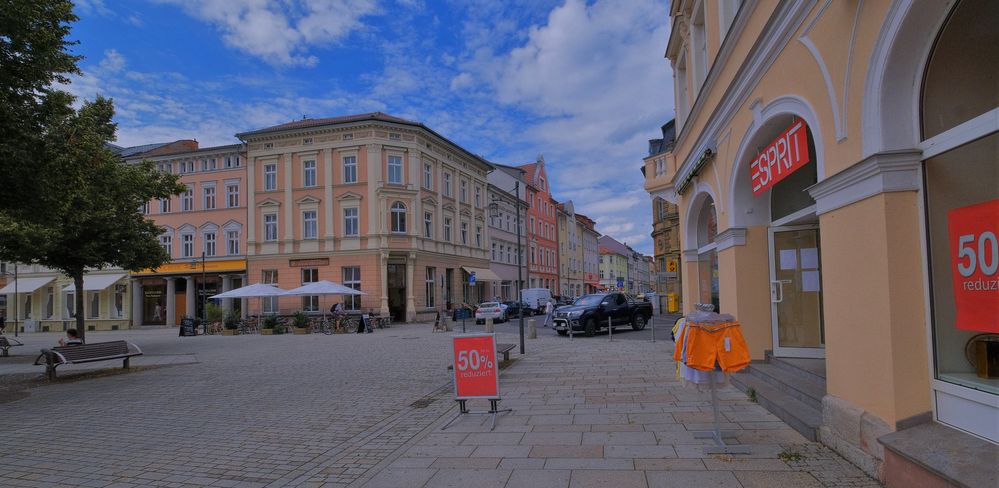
667,293,679,313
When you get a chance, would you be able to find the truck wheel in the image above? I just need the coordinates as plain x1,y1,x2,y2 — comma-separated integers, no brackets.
632,315,647,331
584,318,596,337
556,330,568,336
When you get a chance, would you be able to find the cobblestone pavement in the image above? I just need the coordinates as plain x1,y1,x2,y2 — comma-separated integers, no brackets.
0,325,881,487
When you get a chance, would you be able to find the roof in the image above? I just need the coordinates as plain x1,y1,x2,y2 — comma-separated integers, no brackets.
648,119,676,156
115,142,173,158
598,235,632,255
237,112,417,138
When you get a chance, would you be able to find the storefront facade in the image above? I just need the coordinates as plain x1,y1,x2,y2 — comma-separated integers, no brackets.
0,264,130,332
647,0,996,483
130,260,246,326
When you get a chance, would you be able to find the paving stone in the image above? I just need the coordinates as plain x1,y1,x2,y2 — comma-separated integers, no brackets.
460,432,525,445
363,468,437,488
735,470,824,487
544,458,634,470
603,445,678,458
519,433,582,446
470,445,532,458
633,459,706,471
703,457,792,471
430,457,501,469
506,469,571,488
422,468,511,488
645,470,742,488
529,445,603,459
581,431,658,445
568,469,647,488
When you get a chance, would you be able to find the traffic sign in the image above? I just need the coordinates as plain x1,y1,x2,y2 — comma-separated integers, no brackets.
616,277,624,289
469,271,476,285
452,334,500,399
666,259,677,273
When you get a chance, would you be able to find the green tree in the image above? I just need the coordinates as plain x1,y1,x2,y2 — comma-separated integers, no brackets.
0,97,185,341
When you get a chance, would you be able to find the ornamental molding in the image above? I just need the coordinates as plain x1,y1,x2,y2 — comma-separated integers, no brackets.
807,149,921,215
714,227,747,251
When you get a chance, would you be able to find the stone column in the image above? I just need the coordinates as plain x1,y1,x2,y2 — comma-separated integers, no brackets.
405,252,416,322
221,275,233,312
379,251,389,315
185,276,196,320
241,274,249,319
165,277,177,327
130,279,143,327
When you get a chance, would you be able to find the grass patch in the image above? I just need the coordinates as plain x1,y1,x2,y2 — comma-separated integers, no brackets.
778,447,804,462
746,387,758,403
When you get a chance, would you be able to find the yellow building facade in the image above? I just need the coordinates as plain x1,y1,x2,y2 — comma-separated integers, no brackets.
646,0,997,484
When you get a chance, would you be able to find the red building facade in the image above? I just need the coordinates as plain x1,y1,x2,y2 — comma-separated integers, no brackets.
519,157,559,292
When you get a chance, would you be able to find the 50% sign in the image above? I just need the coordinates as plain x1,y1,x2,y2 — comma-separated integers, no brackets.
452,334,500,399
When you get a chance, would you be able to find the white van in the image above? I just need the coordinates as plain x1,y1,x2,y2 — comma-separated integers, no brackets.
520,288,553,313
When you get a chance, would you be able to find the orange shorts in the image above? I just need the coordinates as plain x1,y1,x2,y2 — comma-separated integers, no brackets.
683,322,750,373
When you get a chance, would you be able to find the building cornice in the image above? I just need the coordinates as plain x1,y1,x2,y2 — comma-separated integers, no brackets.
714,227,747,251
807,150,921,216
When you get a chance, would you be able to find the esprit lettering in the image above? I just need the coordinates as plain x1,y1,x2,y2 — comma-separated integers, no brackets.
750,120,810,196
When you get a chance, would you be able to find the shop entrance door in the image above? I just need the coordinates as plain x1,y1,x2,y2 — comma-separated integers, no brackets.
387,264,406,321
769,226,825,358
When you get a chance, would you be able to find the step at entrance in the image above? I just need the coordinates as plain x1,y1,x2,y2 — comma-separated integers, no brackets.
731,352,826,441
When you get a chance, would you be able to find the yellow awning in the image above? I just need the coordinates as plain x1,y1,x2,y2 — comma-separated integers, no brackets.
461,267,502,282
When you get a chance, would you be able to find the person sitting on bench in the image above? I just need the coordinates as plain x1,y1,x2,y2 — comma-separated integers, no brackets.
58,328,83,347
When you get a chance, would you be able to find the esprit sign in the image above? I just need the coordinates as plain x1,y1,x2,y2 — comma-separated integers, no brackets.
948,199,999,333
452,334,500,399
750,119,810,196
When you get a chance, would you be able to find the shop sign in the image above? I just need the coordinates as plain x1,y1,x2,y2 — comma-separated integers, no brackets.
136,259,247,275
290,258,329,267
452,334,500,399
949,199,999,333
750,119,810,196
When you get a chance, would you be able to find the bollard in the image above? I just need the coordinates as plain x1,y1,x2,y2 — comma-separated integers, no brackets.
485,317,494,333
650,314,655,343
569,320,573,341
608,316,613,342
528,318,537,339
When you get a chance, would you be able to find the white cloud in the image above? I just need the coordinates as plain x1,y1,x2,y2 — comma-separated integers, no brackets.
450,72,474,91
156,0,378,66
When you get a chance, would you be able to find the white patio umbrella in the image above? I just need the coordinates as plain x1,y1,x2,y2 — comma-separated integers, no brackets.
210,283,288,318
282,280,366,325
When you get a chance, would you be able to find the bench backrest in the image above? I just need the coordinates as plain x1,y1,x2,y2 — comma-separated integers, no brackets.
53,340,131,362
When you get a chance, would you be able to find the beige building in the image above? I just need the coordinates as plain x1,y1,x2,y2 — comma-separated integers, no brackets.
556,201,584,298
646,0,997,485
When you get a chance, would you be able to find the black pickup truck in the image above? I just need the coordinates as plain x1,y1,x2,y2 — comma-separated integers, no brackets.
551,292,653,337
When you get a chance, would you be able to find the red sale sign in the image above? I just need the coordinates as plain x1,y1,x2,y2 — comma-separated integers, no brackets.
452,334,500,399
948,199,999,333
750,119,811,196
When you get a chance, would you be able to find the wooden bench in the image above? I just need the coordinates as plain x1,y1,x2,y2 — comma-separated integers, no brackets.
34,340,143,380
497,343,516,362
1,336,23,357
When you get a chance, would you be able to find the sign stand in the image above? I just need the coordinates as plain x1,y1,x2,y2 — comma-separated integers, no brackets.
442,398,512,431
443,333,511,431
692,378,750,454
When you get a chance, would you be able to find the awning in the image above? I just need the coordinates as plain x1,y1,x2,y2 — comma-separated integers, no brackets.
461,267,502,282
61,273,126,293
0,277,55,294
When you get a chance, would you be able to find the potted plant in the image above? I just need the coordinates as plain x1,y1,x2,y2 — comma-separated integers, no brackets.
260,315,280,335
292,311,311,334
205,303,225,334
223,310,239,336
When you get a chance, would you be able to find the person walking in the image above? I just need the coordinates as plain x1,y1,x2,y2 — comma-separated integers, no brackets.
543,300,554,328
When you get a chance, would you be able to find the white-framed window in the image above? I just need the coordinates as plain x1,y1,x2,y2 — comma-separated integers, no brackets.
226,230,239,255
443,216,452,242
159,198,170,213
391,202,407,233
343,266,361,310
303,159,317,187
443,172,452,197
424,163,432,189
343,155,357,183
160,235,172,255
225,155,241,168
226,183,239,208
475,186,481,207
460,179,468,202
182,186,193,211
264,214,278,241
343,207,359,236
475,225,482,248
264,164,277,191
342,133,353,140
203,231,216,257
141,201,150,215
425,267,436,308
302,210,317,240
182,233,194,258
262,269,278,314
301,268,319,312
88,292,100,319
203,184,216,210
423,212,433,239
388,155,403,184
460,222,468,245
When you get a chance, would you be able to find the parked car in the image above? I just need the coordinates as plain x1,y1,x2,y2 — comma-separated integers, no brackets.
502,301,534,318
551,292,654,337
475,302,506,324
521,288,553,314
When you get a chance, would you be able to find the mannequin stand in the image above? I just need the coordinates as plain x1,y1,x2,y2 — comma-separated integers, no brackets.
692,376,751,454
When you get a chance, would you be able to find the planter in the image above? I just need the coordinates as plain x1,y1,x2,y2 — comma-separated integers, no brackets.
260,329,274,335
222,329,237,336
292,327,310,335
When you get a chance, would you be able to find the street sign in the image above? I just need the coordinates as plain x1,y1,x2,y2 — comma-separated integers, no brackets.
469,271,476,285
666,259,677,273
452,334,500,399
616,278,624,289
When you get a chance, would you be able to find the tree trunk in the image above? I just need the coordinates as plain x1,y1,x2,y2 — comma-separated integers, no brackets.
73,272,86,343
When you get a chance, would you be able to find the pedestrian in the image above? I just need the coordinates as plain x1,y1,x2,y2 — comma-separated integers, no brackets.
0,313,6,334
543,300,554,327
58,328,83,347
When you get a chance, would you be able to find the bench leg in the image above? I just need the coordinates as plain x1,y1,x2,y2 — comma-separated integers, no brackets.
123,357,130,370
46,363,57,380
1,348,8,357
503,351,510,361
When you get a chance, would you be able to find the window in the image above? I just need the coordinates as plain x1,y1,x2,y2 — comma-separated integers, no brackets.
88,292,99,319
264,214,278,241
475,225,482,248
540,177,546,190
303,160,317,187
226,183,239,208
302,210,317,240
204,231,216,257
301,268,319,312
343,207,358,236
424,212,433,238
343,266,361,310
264,164,277,191
262,270,278,314
460,179,468,202
492,243,497,260
159,198,170,213
160,235,172,255
391,202,407,233
388,155,402,184
141,201,150,214
424,163,432,189
389,133,400,141
303,137,313,145
226,230,239,255
225,155,241,168
531,217,536,234
475,186,481,207
182,187,193,211
443,217,452,242
204,158,217,171
443,172,452,196
203,185,216,210
425,267,436,308
342,133,353,140
695,196,719,312
182,233,194,258
343,156,357,183
691,2,708,92
460,222,468,245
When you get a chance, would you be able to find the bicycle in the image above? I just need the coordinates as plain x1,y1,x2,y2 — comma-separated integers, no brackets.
314,316,334,335
238,318,259,335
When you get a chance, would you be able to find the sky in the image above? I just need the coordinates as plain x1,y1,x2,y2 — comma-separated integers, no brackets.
67,0,675,255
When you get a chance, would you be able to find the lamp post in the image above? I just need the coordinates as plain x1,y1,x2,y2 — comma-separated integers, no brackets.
201,252,207,331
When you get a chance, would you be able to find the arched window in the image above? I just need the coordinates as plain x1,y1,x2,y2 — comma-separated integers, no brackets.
390,202,407,233
695,195,719,312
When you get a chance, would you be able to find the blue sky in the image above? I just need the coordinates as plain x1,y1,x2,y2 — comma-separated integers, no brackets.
68,0,674,255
